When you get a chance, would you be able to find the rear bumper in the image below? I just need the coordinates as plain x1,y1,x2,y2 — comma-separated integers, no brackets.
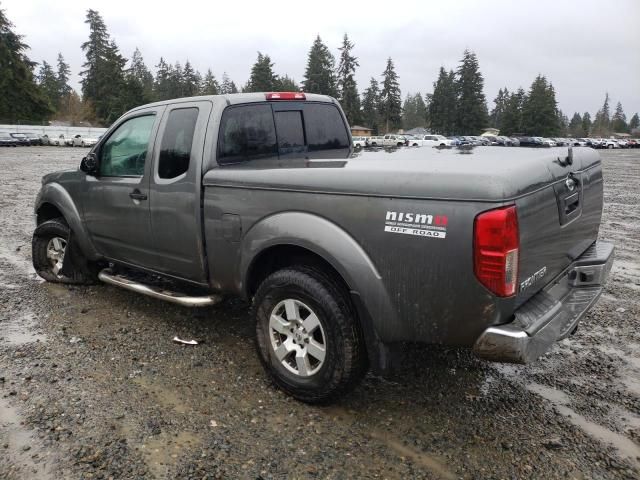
473,241,614,363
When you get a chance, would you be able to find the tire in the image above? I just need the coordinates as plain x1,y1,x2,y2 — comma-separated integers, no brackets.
608,144,613,149
32,217,98,284
253,267,367,404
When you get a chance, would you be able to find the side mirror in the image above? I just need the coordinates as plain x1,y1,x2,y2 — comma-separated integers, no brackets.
80,153,98,174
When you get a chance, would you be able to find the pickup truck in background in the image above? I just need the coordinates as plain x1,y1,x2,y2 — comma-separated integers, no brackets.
32,92,614,403
408,134,453,147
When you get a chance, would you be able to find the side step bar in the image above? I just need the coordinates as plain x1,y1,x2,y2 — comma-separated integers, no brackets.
98,269,222,307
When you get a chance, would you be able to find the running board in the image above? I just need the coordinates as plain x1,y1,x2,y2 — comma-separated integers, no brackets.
98,269,221,307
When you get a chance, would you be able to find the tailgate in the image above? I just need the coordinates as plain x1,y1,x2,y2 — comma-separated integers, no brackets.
515,148,603,306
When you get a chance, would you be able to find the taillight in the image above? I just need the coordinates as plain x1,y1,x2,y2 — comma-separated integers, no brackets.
474,205,519,297
265,92,306,100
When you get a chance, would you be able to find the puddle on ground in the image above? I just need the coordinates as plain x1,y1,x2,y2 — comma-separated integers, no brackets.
0,396,55,479
370,430,456,480
0,312,47,346
140,431,200,478
528,383,640,466
0,245,42,283
133,377,189,414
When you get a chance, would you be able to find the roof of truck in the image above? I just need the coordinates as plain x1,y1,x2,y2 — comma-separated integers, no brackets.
129,92,338,113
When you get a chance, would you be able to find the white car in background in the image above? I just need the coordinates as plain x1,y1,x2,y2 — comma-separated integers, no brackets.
604,139,619,149
409,134,453,147
72,134,99,147
368,135,384,146
381,134,406,147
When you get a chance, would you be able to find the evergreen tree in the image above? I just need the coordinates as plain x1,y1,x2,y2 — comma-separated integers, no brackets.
582,112,592,137
490,87,509,130
273,74,299,92
129,48,154,102
168,62,184,98
378,57,402,133
246,52,276,92
501,88,526,136
302,35,337,96
200,69,219,95
455,50,488,135
0,7,52,122
336,34,361,125
592,93,611,136
80,10,127,124
56,53,71,98
361,77,380,133
37,61,59,111
154,57,172,100
611,101,628,133
557,109,569,136
629,113,640,132
220,72,237,94
428,67,457,135
521,75,560,136
182,60,200,97
402,93,427,130
568,112,583,137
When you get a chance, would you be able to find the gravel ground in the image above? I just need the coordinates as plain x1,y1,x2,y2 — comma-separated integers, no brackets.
0,146,638,479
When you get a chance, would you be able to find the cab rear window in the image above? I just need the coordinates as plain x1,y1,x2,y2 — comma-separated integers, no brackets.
217,102,349,165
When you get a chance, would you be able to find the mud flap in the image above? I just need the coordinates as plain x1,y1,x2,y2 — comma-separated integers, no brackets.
59,229,90,278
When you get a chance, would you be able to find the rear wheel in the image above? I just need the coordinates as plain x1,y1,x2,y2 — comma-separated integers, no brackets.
32,218,98,284
253,267,367,403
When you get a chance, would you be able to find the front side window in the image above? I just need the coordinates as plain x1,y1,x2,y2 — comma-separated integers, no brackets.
218,104,277,164
100,115,156,177
158,108,199,179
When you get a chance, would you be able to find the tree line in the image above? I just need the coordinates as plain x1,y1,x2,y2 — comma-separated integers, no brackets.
1,6,637,137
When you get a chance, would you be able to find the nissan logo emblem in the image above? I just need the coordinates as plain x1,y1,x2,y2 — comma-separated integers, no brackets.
566,177,576,191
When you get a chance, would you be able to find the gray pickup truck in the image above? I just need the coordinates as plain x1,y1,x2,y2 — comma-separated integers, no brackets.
32,92,614,403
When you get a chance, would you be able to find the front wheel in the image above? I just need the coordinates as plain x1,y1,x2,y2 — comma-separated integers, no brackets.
253,267,367,404
32,218,98,284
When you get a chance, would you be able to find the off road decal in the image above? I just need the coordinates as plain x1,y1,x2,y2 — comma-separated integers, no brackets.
384,211,448,239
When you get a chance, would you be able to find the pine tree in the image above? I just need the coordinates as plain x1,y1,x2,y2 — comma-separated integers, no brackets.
611,101,628,133
80,10,127,124
56,53,71,98
558,109,569,136
182,61,200,97
247,52,276,92
168,62,184,98
592,93,611,136
302,36,337,96
154,58,172,100
273,74,299,92
379,58,402,133
455,50,488,135
521,75,560,136
200,69,219,95
361,77,380,133
336,34,361,125
568,112,583,137
629,113,640,132
37,61,59,111
490,87,509,130
220,72,238,94
501,88,526,136
402,93,427,130
129,48,154,102
0,7,52,122
428,67,457,135
582,112,592,137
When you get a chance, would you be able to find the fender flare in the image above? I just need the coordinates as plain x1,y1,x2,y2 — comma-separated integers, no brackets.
36,183,99,261
240,212,400,371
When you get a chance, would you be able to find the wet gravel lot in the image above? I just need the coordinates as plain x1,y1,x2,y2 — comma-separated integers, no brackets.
0,146,639,479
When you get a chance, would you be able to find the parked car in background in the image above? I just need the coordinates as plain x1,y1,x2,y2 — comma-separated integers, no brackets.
616,139,629,148
408,134,453,147
368,135,384,146
72,134,99,148
495,136,513,146
382,134,406,147
0,134,20,146
570,138,589,147
509,137,521,147
22,133,43,145
516,137,544,147
551,138,569,146
604,139,619,149
9,133,31,146
627,139,638,148
352,136,368,149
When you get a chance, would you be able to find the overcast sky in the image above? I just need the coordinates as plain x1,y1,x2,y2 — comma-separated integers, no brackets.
3,0,639,119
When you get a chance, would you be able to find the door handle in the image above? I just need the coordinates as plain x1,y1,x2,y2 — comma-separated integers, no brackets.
129,189,147,201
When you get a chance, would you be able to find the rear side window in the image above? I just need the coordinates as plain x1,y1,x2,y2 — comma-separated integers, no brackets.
304,104,349,154
158,108,199,179
274,111,305,154
218,104,277,164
